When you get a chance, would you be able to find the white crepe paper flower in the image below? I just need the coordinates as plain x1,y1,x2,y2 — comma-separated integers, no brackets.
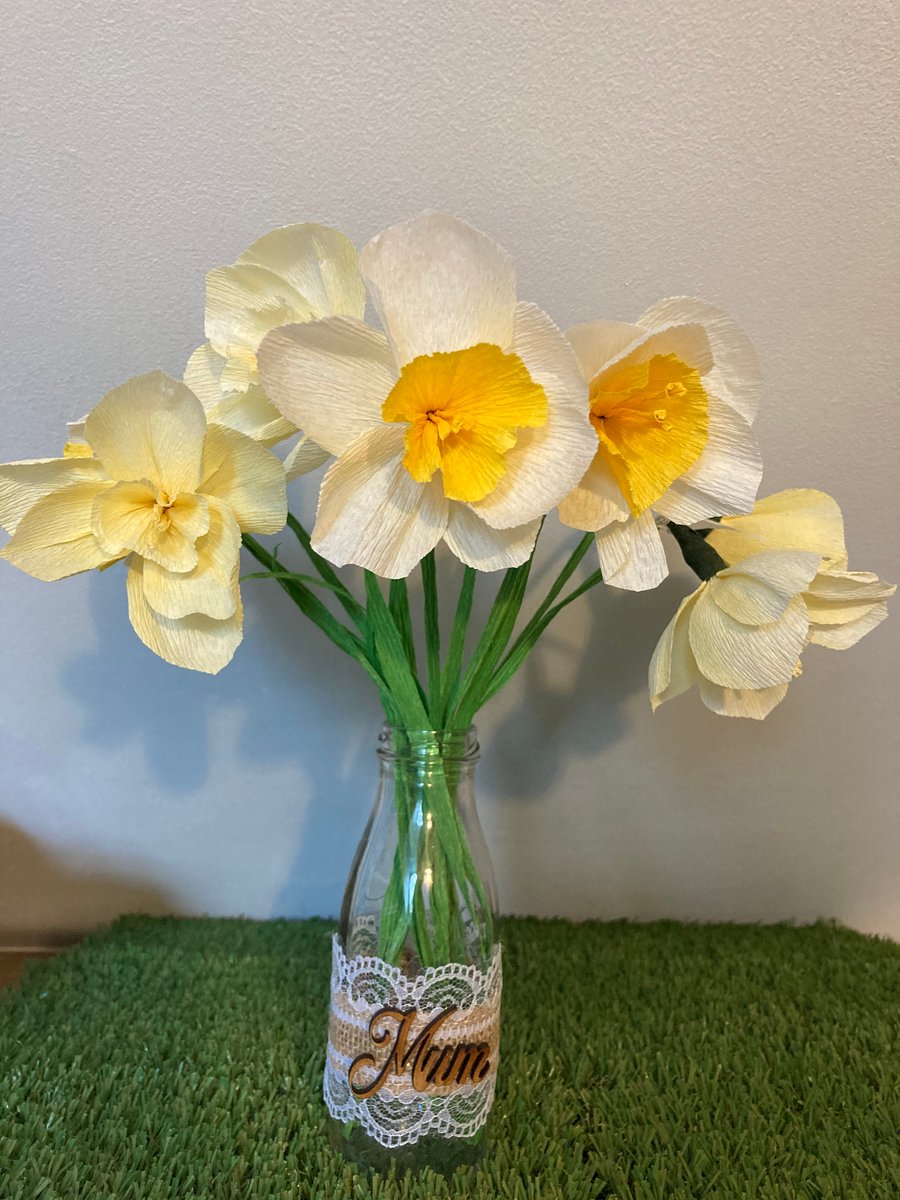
256,212,597,578
558,300,763,591
650,491,895,718
184,223,365,480
0,371,287,674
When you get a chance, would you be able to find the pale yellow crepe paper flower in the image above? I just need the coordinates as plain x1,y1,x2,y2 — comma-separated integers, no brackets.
707,488,896,651
558,300,762,591
650,550,823,719
256,212,597,578
184,223,364,481
650,491,895,718
0,371,287,674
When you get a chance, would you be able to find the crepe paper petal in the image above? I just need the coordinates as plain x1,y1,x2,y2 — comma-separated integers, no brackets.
689,588,808,689
0,480,116,580
312,425,448,579
712,550,822,625
184,346,295,445
591,354,711,518
205,262,314,384
558,452,631,532
85,371,207,497
359,212,518,366
443,504,540,571
566,320,644,382
698,678,790,719
655,396,762,523
709,574,795,627
594,510,670,591
803,569,895,649
92,481,210,573
257,317,396,457
283,435,331,482
804,569,896,617
184,342,230,413
201,387,296,447
127,556,243,675
236,223,365,322
600,321,714,384
381,343,546,504
707,488,848,569
648,590,702,709
469,303,595,530
637,298,762,424
141,499,241,620
0,456,107,535
808,603,890,649
200,424,287,534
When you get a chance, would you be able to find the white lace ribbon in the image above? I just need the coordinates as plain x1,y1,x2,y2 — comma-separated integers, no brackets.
324,934,502,1148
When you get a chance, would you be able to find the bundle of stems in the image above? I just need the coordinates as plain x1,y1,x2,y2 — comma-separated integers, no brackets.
242,517,603,967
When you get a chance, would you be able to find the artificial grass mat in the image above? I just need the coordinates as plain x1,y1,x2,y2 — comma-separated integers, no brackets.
1,917,898,1199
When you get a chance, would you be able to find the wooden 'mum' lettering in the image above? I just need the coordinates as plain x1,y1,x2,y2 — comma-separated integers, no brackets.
348,1005,492,1098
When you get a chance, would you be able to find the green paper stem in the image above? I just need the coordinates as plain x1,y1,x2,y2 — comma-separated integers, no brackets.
389,578,418,676
246,517,604,969
421,551,441,722
440,566,476,724
241,536,391,708
285,514,367,632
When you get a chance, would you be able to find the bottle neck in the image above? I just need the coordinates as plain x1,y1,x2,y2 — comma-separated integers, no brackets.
340,721,496,967
377,724,480,776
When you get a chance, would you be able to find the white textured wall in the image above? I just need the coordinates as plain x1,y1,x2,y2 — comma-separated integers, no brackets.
2,0,898,944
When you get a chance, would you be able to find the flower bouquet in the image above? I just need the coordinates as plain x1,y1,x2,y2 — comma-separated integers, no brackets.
1,212,893,1165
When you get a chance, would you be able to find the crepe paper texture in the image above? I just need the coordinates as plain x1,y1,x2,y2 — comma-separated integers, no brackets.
0,213,893,719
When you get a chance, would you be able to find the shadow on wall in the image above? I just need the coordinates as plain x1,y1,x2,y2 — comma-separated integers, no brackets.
58,553,381,920
35,527,701,929
489,571,685,801
0,819,177,946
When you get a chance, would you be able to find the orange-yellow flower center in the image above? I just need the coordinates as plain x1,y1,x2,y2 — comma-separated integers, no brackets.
381,343,549,503
589,353,709,517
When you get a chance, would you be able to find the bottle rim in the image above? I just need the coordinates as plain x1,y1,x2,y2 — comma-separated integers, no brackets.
378,723,480,763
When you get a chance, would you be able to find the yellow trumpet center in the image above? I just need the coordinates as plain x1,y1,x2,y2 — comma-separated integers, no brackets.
589,353,709,517
381,343,549,503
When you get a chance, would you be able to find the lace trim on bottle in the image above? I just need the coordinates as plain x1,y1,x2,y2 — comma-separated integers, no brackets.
324,934,502,1147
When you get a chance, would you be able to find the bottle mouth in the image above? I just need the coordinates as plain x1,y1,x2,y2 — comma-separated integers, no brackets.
378,723,480,763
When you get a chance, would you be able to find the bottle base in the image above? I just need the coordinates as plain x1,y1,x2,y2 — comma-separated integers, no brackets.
326,1116,489,1176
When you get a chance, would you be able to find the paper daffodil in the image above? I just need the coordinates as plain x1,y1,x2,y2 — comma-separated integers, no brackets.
184,223,365,479
0,371,287,673
256,212,597,578
650,490,895,718
706,488,896,651
558,300,762,591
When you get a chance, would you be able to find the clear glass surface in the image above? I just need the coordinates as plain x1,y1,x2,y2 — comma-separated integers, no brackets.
339,725,498,973
330,724,500,1170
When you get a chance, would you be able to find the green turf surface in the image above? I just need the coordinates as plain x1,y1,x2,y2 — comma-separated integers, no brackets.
2,916,898,1199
